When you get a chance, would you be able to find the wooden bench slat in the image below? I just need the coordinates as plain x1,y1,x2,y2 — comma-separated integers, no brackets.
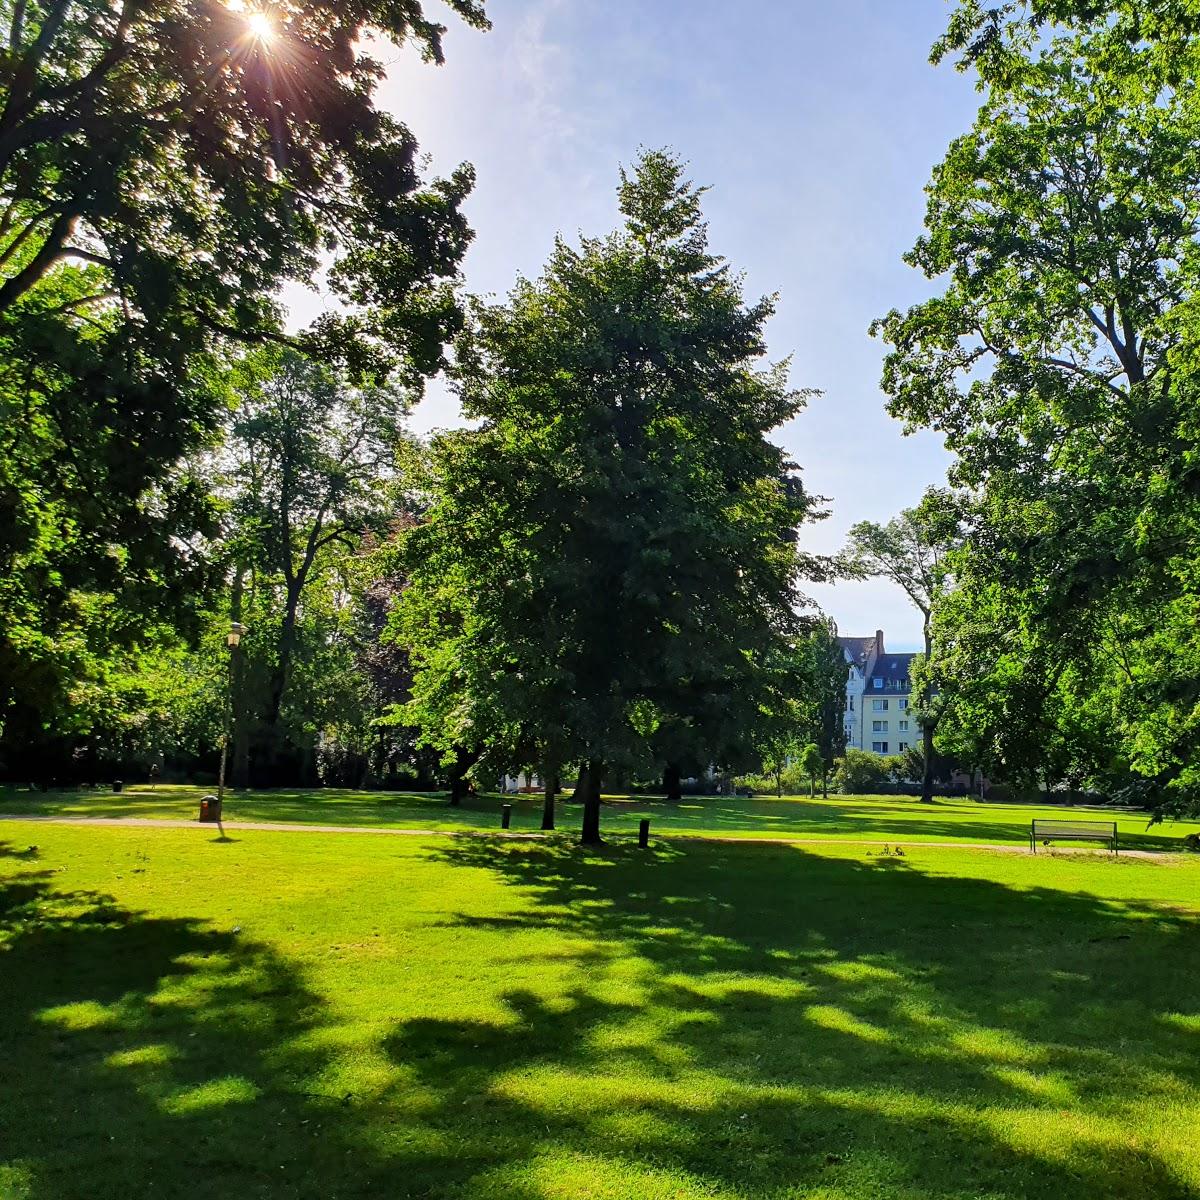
1030,818,1118,853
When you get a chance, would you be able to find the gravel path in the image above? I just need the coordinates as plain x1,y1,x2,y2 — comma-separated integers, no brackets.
0,812,1178,858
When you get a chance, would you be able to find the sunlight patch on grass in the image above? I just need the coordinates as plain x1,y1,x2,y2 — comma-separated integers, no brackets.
983,1103,1200,1194
817,958,903,985
105,1043,176,1070
586,1014,698,1069
665,971,811,1007
36,1000,119,1031
159,1075,260,1114
492,1063,727,1117
473,1149,732,1200
1161,1011,1200,1032
989,1065,1075,1104
949,1025,1038,1064
0,1162,35,1200
805,1003,893,1044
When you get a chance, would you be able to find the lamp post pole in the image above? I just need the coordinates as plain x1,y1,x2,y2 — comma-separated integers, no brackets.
215,622,247,819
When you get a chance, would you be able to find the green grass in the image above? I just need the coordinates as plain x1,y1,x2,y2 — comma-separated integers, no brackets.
2,821,1200,1197
3,782,1199,851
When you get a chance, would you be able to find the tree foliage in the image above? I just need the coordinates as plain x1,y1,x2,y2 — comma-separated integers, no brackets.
220,350,409,783
0,0,484,771
397,150,827,840
877,1,1200,816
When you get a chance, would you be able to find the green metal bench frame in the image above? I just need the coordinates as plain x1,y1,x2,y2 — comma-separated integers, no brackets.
1030,818,1118,854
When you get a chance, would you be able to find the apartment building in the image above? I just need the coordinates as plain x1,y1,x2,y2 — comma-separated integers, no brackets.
837,629,917,756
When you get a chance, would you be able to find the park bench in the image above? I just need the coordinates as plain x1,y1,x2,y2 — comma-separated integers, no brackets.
1030,818,1118,854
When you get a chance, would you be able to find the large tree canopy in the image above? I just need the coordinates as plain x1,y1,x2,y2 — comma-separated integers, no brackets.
396,150,827,841
876,0,1200,814
0,0,486,762
0,0,486,373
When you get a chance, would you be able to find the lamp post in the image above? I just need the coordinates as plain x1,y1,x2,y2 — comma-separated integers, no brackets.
215,621,247,819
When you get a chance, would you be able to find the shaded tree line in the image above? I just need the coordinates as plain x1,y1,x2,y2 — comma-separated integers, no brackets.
867,0,1200,819
0,0,846,825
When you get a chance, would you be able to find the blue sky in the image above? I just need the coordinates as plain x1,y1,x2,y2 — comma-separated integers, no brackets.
288,1,982,650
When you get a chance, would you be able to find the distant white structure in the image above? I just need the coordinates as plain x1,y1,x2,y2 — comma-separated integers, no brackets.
836,630,916,756
500,771,539,793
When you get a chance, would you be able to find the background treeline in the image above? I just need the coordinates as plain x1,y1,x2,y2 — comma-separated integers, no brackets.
8,0,1200,826
0,2,850,839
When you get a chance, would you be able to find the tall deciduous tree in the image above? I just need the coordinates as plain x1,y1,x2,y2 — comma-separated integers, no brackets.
0,0,485,768
398,150,825,842
0,0,484,370
843,489,959,803
876,1,1200,816
225,350,407,782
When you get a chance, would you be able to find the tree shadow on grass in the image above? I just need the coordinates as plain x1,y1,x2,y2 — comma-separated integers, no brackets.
388,835,1200,1198
3,834,1200,1199
0,846,358,1200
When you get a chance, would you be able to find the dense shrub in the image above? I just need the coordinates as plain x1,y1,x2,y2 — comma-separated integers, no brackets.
833,749,908,794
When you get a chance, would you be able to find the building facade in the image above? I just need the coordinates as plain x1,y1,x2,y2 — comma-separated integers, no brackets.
836,630,916,756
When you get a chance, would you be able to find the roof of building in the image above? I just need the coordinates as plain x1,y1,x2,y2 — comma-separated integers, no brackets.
866,652,917,693
837,636,877,668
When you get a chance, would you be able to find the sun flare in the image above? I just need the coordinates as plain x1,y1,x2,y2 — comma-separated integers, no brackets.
244,10,275,41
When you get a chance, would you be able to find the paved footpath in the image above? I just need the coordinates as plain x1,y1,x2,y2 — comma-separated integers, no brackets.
0,813,544,839
0,812,1175,858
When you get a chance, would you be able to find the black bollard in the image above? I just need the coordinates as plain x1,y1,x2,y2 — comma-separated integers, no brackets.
501,803,512,829
638,818,650,848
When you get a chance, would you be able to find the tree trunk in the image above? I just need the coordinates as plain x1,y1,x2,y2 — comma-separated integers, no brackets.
580,758,604,845
921,721,936,804
447,745,480,806
775,767,782,798
541,769,558,831
260,580,303,781
809,774,815,798
663,763,682,802
229,569,250,789
822,769,829,799
920,619,935,804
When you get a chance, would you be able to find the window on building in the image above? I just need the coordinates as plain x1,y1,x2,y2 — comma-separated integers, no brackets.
872,741,888,754
848,695,854,710
872,699,888,712
898,720,909,732
872,720,887,732
898,742,909,752
898,698,908,710
873,677,883,689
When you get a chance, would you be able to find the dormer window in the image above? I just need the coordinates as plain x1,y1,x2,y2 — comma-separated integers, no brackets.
873,677,883,689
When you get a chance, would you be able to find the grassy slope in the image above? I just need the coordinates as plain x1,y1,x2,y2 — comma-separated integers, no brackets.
2,783,1198,850
2,822,1199,1199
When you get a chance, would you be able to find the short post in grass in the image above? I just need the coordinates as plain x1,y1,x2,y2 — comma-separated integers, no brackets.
501,803,512,829
638,818,650,848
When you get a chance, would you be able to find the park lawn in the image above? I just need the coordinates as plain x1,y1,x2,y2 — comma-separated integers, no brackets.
3,782,1199,851
2,823,1200,1199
